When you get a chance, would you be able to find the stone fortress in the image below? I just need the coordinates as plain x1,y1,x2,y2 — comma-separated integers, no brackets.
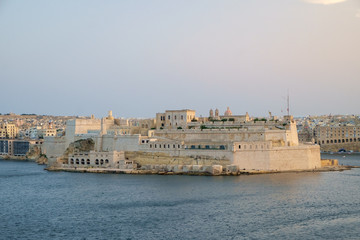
43,108,321,175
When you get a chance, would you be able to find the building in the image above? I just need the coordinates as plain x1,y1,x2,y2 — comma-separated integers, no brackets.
0,123,18,139
43,108,321,173
0,139,30,156
67,151,131,168
156,110,196,130
314,125,360,152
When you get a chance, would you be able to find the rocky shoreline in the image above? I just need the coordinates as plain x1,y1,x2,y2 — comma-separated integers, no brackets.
45,165,355,176
0,155,47,165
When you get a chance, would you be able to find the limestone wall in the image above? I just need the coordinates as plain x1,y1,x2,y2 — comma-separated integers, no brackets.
268,145,320,171
233,145,321,171
321,159,339,167
42,136,67,165
125,151,231,167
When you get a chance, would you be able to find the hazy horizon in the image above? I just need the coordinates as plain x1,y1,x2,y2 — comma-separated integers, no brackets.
1,0,359,118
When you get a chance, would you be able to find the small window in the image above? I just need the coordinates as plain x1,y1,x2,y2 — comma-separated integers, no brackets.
100,159,104,164
105,159,109,164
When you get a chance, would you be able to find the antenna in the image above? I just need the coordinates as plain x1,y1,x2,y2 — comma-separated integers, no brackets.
287,89,290,116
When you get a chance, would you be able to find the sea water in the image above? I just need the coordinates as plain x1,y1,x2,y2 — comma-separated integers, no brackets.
1,154,360,240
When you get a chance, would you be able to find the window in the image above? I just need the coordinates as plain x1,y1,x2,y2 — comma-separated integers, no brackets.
168,115,170,120
239,145,241,149
100,159,104,164
150,144,152,148
87,159,90,164
95,159,99,165
105,159,109,164
76,159,79,164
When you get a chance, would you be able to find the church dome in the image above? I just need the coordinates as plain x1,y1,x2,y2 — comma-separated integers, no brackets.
224,107,232,116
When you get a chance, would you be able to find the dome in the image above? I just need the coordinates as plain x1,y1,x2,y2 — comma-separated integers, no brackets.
224,107,232,116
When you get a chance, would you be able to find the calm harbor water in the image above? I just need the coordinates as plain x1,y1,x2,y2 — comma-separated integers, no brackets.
1,154,360,240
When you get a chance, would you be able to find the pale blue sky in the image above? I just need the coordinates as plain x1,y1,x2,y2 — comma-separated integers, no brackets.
0,0,359,118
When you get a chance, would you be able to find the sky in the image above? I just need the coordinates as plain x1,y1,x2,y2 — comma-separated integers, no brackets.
0,0,359,118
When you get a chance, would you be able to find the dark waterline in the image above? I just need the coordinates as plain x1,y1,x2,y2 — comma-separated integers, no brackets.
1,154,360,240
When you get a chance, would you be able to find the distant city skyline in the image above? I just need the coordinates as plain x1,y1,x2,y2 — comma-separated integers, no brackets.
1,0,359,118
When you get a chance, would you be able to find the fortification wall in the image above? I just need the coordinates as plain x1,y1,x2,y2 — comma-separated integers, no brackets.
154,129,265,142
233,145,321,171
43,136,67,166
268,145,320,171
125,151,231,167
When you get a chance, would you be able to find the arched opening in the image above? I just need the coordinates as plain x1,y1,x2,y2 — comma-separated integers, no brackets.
105,159,109,164
76,159,79,164
95,159,99,165
100,159,104,165
87,159,90,164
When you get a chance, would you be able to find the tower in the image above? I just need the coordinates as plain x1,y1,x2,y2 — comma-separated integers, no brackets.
209,109,214,118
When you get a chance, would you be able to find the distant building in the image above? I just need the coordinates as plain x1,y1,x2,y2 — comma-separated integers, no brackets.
0,139,30,156
314,125,360,152
156,110,196,130
0,123,18,139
